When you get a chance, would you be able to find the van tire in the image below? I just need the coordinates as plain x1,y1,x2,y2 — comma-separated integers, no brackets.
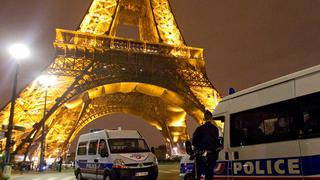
103,171,110,180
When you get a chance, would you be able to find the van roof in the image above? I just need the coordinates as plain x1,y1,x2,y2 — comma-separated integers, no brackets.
222,64,320,102
79,129,142,139
106,129,142,139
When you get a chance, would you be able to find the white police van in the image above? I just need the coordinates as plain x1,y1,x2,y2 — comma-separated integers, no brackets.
181,64,320,179
75,128,158,180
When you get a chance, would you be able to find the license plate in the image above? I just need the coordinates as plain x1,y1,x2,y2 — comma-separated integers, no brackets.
135,172,148,176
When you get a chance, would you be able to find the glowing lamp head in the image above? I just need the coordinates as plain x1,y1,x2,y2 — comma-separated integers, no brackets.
37,75,57,87
8,43,30,60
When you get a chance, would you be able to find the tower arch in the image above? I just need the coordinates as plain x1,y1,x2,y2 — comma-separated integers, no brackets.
0,0,221,159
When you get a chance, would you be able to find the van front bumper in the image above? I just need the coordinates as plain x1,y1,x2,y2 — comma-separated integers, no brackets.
111,165,158,180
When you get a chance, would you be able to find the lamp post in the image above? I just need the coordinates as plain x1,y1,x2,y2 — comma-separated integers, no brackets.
37,75,56,172
3,44,30,177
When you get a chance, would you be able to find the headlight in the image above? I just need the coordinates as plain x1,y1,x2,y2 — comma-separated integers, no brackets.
112,159,128,169
153,156,158,165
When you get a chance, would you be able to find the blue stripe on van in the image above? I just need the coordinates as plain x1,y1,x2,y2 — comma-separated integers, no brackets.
76,160,113,170
180,163,193,174
180,161,232,175
180,154,320,177
233,157,302,176
301,155,320,176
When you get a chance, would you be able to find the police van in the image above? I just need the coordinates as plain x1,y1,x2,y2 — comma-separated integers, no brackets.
75,128,158,180
181,64,320,179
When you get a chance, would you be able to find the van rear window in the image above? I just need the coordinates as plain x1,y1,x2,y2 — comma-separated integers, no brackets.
77,141,88,155
108,139,149,153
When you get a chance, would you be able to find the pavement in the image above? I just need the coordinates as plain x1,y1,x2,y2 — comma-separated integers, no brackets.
157,163,180,180
8,162,180,180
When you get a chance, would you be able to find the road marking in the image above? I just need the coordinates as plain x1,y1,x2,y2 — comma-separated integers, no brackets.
10,176,24,180
170,169,180,172
47,178,57,180
159,170,172,173
63,176,75,180
12,175,75,180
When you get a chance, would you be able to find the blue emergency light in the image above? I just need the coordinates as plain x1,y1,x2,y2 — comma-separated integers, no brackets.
228,88,236,95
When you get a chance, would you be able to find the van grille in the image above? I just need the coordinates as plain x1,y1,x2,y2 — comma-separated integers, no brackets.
126,163,138,167
126,162,153,167
143,162,153,166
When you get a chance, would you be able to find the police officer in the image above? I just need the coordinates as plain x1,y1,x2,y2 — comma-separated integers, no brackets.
192,110,219,180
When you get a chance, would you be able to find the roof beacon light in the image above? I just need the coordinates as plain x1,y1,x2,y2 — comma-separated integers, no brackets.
228,88,236,95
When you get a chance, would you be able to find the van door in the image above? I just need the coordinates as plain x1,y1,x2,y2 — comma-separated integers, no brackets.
297,92,320,178
97,139,111,179
229,100,303,179
84,139,99,179
75,141,88,178
213,114,231,180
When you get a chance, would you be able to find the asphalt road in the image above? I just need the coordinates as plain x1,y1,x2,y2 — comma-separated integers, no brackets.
10,163,180,180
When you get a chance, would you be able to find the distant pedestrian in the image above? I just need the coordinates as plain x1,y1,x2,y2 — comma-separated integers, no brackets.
20,162,27,174
58,156,63,172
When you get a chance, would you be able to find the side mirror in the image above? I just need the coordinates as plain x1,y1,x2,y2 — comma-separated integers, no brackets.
100,148,109,158
185,140,193,155
218,137,224,148
217,137,224,151
151,147,155,154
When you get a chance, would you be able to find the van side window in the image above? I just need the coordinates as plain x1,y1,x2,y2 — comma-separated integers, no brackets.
298,92,320,137
88,140,98,155
230,99,299,147
212,116,225,147
77,141,88,155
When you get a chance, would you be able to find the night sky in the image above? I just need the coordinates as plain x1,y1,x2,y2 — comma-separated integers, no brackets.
0,0,320,148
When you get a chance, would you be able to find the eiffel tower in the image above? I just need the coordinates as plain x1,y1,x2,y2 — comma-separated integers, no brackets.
0,0,220,159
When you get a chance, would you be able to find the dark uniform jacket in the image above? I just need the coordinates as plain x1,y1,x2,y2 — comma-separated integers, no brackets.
192,121,219,152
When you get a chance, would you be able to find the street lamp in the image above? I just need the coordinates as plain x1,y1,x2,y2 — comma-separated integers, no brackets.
3,43,30,177
37,75,57,172
8,44,30,60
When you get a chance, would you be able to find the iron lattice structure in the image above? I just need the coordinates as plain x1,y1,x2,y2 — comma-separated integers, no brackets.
0,0,220,159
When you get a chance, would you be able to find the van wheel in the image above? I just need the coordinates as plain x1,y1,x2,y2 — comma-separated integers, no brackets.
103,173,110,180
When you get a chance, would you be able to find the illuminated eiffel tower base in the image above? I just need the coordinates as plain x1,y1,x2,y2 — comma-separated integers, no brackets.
0,0,220,159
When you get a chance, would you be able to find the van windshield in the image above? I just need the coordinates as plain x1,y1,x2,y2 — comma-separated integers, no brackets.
108,139,150,153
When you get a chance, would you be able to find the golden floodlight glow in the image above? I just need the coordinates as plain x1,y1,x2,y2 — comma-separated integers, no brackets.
173,136,179,142
37,75,57,87
64,95,84,109
168,111,187,127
